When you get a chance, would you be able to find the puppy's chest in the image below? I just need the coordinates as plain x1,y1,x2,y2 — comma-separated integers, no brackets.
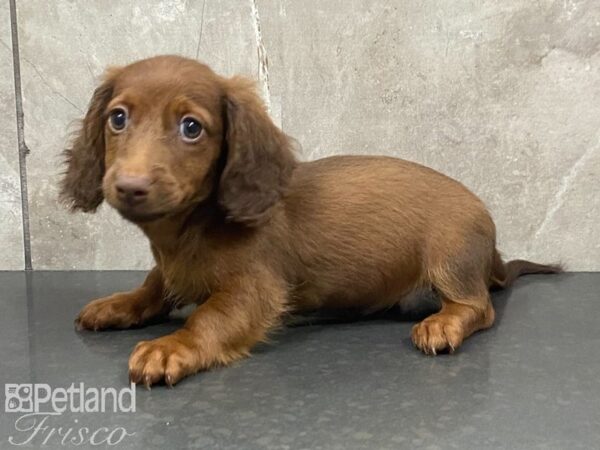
155,251,214,306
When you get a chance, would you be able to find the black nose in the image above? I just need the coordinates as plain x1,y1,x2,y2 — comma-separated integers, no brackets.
115,175,151,205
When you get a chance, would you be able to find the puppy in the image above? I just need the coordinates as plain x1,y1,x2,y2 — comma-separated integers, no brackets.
61,55,560,387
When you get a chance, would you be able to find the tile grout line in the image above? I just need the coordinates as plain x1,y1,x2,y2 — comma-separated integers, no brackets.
250,0,272,113
194,0,206,59
9,0,32,271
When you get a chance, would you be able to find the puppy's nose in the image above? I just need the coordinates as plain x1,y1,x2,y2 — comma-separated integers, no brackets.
115,175,151,205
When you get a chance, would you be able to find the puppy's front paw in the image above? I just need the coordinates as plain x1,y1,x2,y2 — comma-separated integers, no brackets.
128,330,200,387
76,294,142,331
411,314,465,355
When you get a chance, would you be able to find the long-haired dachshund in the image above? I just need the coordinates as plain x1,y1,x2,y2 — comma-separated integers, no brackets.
61,55,561,387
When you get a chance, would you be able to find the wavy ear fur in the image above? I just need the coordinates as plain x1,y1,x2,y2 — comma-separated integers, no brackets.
59,69,119,212
219,77,297,226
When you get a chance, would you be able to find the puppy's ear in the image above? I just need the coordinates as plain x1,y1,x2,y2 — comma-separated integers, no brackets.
59,68,120,212
219,77,297,225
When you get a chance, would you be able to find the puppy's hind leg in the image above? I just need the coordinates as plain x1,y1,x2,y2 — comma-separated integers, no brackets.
411,241,495,355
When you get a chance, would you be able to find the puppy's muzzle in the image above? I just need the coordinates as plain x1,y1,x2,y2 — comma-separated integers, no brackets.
115,175,151,207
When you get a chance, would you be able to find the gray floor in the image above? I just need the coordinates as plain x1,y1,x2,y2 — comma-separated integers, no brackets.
0,272,598,449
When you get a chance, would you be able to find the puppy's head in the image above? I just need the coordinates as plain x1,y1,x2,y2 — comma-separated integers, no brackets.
60,55,296,225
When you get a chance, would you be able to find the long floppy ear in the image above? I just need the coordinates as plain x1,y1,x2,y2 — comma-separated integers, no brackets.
219,77,297,225
59,68,119,212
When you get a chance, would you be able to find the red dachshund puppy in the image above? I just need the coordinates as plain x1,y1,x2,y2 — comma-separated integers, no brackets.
61,55,560,387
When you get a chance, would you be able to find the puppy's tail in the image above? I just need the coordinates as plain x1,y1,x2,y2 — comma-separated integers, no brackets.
489,250,563,290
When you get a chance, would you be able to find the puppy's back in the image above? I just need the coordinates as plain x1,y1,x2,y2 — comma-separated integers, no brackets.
280,155,494,310
286,155,488,230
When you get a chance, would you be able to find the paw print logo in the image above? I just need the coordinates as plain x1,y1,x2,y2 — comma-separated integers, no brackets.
5,384,33,413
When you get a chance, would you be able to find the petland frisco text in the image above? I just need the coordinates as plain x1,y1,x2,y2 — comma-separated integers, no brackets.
5,383,136,446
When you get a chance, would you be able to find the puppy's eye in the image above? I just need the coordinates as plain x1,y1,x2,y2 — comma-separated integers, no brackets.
108,108,128,132
180,116,203,142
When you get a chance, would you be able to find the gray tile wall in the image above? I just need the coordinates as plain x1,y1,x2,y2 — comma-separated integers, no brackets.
2,0,599,270
1,1,24,270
